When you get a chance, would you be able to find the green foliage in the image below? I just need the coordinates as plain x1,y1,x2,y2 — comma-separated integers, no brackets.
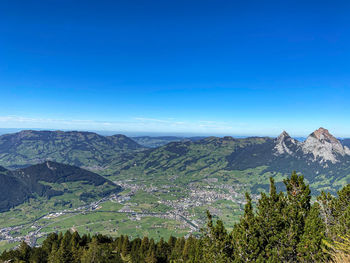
229,172,329,262
110,136,350,199
0,130,143,169
1,173,349,263
0,161,121,212
323,234,350,263
318,184,350,238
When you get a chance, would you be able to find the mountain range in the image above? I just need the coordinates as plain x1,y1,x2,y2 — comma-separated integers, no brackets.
0,127,349,251
132,136,206,148
0,161,121,212
110,128,350,194
0,130,144,170
0,128,349,198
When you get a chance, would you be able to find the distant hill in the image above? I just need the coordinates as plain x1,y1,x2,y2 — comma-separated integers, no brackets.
0,166,31,212
111,128,350,195
0,161,121,212
341,138,350,148
0,130,144,169
131,136,206,148
1,129,349,196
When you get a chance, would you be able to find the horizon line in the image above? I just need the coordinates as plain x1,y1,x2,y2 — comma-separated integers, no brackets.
0,127,348,139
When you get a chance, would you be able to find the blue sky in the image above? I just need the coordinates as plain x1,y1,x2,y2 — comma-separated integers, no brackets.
1,1,349,136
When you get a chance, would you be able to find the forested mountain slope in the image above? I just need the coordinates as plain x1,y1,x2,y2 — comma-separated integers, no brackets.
0,130,143,169
0,161,121,212
111,128,350,194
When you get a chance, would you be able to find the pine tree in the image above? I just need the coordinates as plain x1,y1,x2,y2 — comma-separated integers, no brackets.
170,237,185,261
182,235,197,262
168,236,177,250
70,231,82,263
254,177,286,261
56,231,73,263
30,247,47,263
42,233,58,256
232,193,261,262
280,172,311,262
121,235,131,258
81,237,103,263
140,236,150,261
48,241,59,263
145,249,157,263
145,239,157,263
17,241,31,262
317,191,336,237
156,237,168,263
297,203,327,262
130,237,142,263
333,185,350,235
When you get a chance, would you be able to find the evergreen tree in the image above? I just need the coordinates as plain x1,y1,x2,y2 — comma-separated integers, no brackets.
42,233,58,257
56,231,73,263
297,203,327,262
1,172,347,263
255,177,286,261
182,235,198,262
48,241,59,263
17,241,31,262
121,236,131,258
30,246,47,263
156,237,168,263
140,236,150,261
280,172,311,262
232,193,261,262
203,211,232,262
70,231,82,263
317,191,336,236
170,236,185,261
145,239,157,263
81,237,103,263
167,236,177,250
333,185,350,235
130,237,142,263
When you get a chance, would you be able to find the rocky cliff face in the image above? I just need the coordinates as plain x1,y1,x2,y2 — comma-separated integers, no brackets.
274,127,350,165
302,128,350,164
274,131,300,155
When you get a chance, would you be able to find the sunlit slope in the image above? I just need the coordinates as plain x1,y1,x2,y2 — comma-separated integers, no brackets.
0,130,143,169
0,161,122,212
110,135,350,194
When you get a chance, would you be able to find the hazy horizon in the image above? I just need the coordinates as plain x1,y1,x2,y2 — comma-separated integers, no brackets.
0,127,343,140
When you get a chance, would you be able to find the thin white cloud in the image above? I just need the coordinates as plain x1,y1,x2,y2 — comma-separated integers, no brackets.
0,115,240,133
0,115,304,136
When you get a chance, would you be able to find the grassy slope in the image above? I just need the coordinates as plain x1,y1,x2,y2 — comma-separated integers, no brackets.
109,136,350,194
0,130,143,169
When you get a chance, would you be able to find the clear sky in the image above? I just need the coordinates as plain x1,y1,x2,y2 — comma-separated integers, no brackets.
1,1,349,137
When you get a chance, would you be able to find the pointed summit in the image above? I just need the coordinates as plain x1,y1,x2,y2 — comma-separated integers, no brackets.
302,127,350,164
277,131,291,140
310,127,339,143
274,131,299,155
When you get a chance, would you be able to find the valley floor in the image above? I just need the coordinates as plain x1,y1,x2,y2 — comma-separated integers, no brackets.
0,175,255,252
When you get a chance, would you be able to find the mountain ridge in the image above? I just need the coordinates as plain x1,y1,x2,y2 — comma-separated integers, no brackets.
0,161,122,212
0,130,144,169
110,128,350,194
273,127,350,165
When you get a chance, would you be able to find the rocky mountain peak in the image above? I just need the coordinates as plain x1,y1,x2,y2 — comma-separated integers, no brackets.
274,131,299,155
277,131,291,140
302,128,350,164
311,127,339,143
